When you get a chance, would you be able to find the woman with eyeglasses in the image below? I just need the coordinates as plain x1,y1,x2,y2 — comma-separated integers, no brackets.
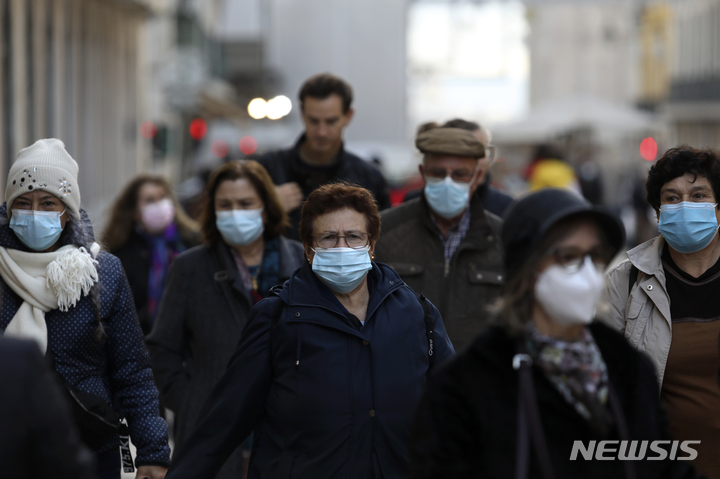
163,182,454,479
145,161,305,479
408,189,699,479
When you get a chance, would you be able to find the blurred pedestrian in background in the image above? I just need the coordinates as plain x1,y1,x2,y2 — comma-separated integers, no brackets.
375,126,504,352
603,146,720,479
0,139,170,479
0,336,95,479
146,160,304,479
164,182,454,479
405,119,514,217
103,175,200,335
409,188,699,479
525,144,582,194
258,73,390,240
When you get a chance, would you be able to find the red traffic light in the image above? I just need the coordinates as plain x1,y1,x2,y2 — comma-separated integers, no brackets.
140,121,158,139
640,137,658,162
189,118,208,141
211,140,229,158
239,136,258,155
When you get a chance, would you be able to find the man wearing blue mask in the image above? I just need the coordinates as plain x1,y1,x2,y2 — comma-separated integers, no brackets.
602,146,720,479
374,126,504,352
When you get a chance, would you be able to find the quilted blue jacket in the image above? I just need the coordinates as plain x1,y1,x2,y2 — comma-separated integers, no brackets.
0,203,170,467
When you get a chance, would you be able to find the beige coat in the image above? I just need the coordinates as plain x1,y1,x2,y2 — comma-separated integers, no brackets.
600,235,672,388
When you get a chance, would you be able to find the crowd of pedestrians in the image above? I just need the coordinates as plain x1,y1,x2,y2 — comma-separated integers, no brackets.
0,72,718,479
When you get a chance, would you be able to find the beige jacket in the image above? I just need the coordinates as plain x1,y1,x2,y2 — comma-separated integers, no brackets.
600,235,672,388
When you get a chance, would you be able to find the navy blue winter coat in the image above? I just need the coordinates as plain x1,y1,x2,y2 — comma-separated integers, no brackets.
166,261,455,479
0,204,171,467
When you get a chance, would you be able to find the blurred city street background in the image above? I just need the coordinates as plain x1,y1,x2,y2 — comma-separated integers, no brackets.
1,0,718,244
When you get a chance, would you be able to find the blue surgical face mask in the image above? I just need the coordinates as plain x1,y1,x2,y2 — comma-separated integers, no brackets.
424,176,472,219
311,246,372,294
658,201,719,253
216,208,264,246
9,209,66,251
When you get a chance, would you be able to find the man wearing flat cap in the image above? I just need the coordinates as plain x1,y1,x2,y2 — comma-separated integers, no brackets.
375,126,504,352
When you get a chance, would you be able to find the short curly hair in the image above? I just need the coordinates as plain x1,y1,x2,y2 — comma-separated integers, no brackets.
646,146,720,211
299,182,381,247
299,73,353,114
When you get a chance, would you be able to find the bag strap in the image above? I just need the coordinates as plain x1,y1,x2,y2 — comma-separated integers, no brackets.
210,247,247,329
513,342,556,479
627,264,639,298
417,293,435,373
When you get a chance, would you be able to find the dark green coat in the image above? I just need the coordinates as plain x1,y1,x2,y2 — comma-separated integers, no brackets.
375,193,504,352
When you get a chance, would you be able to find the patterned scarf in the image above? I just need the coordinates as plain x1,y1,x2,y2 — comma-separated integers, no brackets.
143,223,184,324
525,324,614,435
232,237,280,305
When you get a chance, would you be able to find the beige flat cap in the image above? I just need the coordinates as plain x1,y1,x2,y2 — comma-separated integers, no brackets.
415,127,485,159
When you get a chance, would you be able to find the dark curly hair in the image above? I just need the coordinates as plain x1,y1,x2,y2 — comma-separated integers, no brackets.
646,146,720,211
299,73,353,114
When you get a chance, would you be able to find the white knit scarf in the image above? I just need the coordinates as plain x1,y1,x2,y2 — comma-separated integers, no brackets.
0,243,100,353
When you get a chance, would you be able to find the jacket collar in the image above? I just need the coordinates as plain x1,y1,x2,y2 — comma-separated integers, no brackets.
627,235,665,276
277,236,302,280
213,241,251,304
418,191,494,249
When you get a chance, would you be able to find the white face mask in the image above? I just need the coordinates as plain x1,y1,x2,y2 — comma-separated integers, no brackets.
534,256,605,326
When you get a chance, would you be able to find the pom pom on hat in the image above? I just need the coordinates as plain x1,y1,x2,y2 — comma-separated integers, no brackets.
5,139,81,219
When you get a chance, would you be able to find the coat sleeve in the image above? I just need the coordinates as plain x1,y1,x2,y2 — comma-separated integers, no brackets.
166,297,276,479
599,260,631,334
145,256,192,413
23,341,96,479
408,364,482,479
101,253,171,467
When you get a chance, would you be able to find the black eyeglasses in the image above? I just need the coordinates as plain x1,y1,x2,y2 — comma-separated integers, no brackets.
424,167,477,184
314,231,370,249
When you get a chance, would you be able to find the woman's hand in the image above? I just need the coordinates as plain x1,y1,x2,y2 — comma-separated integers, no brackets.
136,465,167,479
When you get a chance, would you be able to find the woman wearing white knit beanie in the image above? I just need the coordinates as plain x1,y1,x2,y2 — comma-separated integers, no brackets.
0,139,170,479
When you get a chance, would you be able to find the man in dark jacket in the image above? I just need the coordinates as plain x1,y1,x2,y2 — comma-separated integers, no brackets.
258,73,390,240
375,126,504,352
0,337,95,479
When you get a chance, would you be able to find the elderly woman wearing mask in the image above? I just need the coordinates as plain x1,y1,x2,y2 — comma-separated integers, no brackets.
163,182,454,479
0,139,170,479
409,189,699,479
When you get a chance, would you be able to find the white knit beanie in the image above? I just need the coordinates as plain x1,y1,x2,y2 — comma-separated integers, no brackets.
5,139,81,219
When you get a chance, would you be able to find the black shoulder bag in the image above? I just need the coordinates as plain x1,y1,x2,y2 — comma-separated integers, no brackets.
45,350,120,448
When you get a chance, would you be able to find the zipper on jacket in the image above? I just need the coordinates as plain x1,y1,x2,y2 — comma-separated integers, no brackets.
444,258,450,278
295,324,302,367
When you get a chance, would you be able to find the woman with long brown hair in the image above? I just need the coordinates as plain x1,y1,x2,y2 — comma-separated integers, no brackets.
103,175,199,335
145,160,305,479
